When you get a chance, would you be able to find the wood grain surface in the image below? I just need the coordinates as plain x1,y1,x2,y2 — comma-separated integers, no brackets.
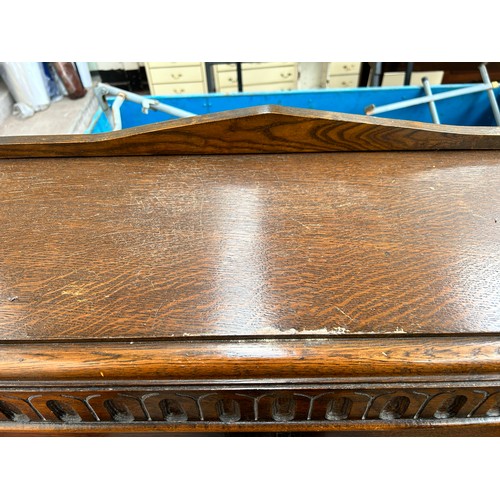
1,150,499,341
0,337,499,382
1,111,500,435
2,418,499,436
1,106,500,158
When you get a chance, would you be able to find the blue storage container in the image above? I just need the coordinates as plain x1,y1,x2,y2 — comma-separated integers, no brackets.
86,85,500,134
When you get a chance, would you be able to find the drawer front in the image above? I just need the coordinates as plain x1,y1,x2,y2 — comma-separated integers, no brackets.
151,82,206,95
147,62,201,68
328,62,361,75
216,66,297,88
326,75,359,88
381,71,444,87
219,82,296,93
215,62,294,72
150,66,204,84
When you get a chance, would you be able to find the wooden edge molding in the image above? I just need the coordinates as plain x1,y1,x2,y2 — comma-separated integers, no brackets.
1,337,499,434
0,336,499,382
2,418,499,436
1,105,500,158
0,380,499,435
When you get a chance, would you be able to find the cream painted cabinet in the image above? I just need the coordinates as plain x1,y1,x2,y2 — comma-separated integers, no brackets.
381,71,444,86
145,62,207,95
326,62,361,88
145,62,363,94
213,63,298,93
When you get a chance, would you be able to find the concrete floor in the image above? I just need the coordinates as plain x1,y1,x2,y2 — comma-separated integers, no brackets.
0,88,98,136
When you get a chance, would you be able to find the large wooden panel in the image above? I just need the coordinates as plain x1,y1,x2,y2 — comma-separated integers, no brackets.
1,151,499,341
0,107,499,435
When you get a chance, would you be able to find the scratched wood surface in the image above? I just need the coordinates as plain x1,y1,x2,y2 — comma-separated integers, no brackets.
1,106,500,158
1,149,499,341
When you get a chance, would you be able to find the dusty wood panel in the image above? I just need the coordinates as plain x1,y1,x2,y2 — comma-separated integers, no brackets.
1,106,500,158
0,337,499,382
1,151,499,341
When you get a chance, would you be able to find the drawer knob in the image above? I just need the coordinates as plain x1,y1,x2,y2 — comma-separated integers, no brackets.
173,89,185,94
171,73,183,80
280,72,292,79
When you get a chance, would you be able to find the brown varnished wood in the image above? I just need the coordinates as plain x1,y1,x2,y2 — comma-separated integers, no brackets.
0,381,499,435
0,337,498,382
2,418,499,436
1,151,499,341
1,108,499,435
1,106,500,158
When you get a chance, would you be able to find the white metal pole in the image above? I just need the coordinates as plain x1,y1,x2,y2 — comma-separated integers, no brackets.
365,83,498,116
478,63,500,126
112,93,125,131
96,83,196,119
422,77,440,124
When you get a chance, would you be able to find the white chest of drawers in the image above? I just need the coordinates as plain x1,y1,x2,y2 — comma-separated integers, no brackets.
145,62,207,95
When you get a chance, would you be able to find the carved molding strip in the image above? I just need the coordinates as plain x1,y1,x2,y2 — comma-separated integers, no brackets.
0,386,499,426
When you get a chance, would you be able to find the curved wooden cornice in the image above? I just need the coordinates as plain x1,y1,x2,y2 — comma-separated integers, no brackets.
1,105,500,158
